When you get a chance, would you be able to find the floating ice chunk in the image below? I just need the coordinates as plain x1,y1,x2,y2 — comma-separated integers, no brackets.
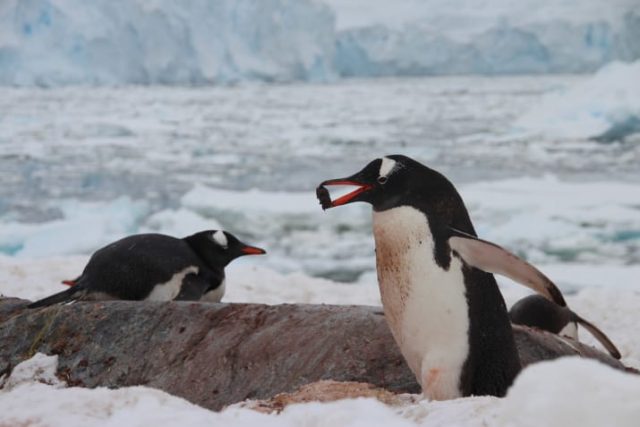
0,197,148,257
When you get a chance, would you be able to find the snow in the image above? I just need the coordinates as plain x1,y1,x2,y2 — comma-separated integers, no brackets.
1,0,639,85
0,353,64,391
516,60,640,140
1,352,639,426
498,358,640,427
2,256,639,369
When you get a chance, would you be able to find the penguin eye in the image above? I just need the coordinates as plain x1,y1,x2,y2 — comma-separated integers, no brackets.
377,176,388,185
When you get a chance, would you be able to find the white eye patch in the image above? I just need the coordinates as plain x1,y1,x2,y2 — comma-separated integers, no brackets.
379,157,397,178
212,230,228,249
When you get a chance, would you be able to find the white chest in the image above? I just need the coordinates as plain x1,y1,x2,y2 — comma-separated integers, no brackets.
200,279,226,303
559,321,578,339
145,266,199,301
372,206,470,400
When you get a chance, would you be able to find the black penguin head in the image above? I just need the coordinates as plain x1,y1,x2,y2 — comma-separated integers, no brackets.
509,294,573,334
317,155,464,214
184,230,266,268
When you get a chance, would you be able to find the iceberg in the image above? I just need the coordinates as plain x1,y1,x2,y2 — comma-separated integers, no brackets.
515,60,640,140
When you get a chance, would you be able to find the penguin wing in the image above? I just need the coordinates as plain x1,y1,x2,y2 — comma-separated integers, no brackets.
448,228,566,307
174,273,211,301
573,313,622,359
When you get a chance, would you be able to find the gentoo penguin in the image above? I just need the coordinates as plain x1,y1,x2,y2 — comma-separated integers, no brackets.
317,155,567,399
510,294,621,359
28,230,265,308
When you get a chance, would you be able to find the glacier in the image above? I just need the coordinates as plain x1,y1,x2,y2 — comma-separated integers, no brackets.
0,0,639,85
0,0,337,86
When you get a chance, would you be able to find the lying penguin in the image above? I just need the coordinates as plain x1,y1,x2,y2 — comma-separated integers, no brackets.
317,155,570,400
28,230,265,308
510,294,621,359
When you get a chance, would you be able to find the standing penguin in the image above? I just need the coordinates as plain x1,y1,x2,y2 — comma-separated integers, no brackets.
28,230,265,308
317,155,567,399
510,294,621,359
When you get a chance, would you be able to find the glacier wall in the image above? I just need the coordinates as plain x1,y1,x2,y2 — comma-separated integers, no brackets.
0,0,638,85
335,12,640,76
0,0,337,86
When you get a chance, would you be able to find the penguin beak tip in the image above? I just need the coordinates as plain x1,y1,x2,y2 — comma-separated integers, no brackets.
316,179,371,209
242,246,266,256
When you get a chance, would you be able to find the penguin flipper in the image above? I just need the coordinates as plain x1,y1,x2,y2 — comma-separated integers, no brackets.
573,313,622,359
174,273,210,301
27,286,83,308
448,228,566,307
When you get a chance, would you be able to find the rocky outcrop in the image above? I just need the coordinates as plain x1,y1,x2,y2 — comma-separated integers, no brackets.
0,298,630,410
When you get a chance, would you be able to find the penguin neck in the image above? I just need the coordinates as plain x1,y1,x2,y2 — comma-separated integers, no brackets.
183,236,230,272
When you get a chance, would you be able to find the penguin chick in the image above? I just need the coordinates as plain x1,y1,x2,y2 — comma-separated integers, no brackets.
317,155,567,400
28,230,265,308
510,294,621,359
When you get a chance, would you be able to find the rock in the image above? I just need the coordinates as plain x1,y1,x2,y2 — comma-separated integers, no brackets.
0,298,631,410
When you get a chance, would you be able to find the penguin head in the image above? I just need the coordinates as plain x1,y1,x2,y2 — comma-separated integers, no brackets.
185,230,266,268
317,155,461,213
509,294,573,334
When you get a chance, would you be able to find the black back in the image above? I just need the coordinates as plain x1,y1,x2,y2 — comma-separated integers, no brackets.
27,230,264,308
79,233,222,299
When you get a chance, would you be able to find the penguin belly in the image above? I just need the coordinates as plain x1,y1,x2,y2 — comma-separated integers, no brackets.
200,279,226,303
559,321,578,339
145,266,199,301
373,206,470,400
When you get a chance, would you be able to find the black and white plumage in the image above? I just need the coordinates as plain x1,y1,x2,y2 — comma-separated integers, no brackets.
28,230,265,308
510,294,621,359
317,155,567,399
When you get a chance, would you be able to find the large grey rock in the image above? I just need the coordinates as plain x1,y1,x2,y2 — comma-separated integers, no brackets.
0,298,631,410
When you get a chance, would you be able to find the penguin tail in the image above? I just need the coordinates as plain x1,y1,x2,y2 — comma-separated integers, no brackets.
27,286,83,309
573,313,622,360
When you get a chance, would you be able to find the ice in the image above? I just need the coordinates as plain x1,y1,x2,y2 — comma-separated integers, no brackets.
1,1,639,86
0,0,336,86
0,197,148,258
332,1,640,77
1,175,638,286
462,176,640,266
516,60,640,140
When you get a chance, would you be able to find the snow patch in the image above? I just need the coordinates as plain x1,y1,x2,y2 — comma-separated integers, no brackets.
0,353,64,391
499,358,640,427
